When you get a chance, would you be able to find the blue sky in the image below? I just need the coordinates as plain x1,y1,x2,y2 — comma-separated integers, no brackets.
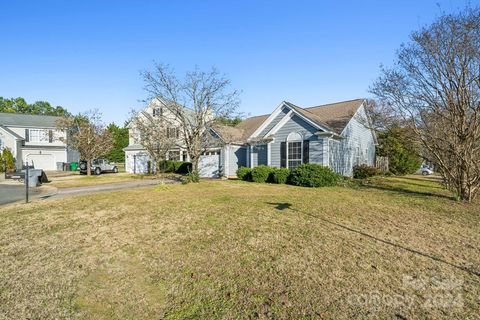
0,0,472,125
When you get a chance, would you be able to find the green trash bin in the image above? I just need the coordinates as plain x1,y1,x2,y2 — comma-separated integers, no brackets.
70,162,79,171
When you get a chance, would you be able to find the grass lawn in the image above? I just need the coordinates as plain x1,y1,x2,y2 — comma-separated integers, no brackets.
46,173,157,189
0,176,479,319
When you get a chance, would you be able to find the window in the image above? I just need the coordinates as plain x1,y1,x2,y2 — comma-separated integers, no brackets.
288,141,302,169
153,107,163,117
286,132,303,169
29,129,49,142
0,137,4,150
169,151,180,161
167,127,179,139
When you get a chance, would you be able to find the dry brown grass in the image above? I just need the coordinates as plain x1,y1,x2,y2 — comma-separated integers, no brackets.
0,177,479,319
46,173,153,189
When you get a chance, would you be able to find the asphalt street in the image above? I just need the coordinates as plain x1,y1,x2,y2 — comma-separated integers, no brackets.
0,184,40,205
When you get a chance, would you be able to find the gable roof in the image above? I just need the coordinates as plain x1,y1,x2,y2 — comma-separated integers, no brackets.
283,101,338,133
213,99,366,144
0,112,61,128
304,99,365,134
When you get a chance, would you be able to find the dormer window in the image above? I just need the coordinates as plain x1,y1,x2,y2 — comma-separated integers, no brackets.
153,107,163,117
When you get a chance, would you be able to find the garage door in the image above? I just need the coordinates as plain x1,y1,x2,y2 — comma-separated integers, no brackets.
198,152,220,178
27,154,55,170
129,154,150,173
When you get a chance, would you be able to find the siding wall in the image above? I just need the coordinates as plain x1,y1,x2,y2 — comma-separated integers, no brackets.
226,145,246,176
258,107,290,137
269,114,323,168
329,105,376,176
251,144,267,167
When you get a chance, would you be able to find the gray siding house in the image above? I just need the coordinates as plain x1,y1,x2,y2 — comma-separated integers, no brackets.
214,99,377,177
125,98,377,178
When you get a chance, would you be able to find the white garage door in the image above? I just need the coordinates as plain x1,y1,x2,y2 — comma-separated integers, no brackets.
130,154,150,173
27,154,55,170
198,153,220,178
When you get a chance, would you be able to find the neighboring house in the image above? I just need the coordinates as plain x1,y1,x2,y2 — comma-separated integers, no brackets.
124,98,192,174
0,112,79,170
125,98,377,177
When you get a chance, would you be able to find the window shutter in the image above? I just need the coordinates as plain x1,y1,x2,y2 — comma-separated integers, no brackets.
303,140,309,163
25,129,29,142
48,130,53,143
166,128,170,138
176,128,179,139
280,142,286,168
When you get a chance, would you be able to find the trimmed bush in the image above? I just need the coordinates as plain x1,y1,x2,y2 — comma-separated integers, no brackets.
290,163,341,187
270,167,291,184
353,164,379,179
251,165,273,183
173,161,192,174
236,167,252,181
159,160,192,174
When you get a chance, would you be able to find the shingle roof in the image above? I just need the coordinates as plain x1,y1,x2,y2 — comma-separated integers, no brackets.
234,114,269,141
217,99,365,143
211,124,246,144
0,112,61,128
283,101,337,133
304,99,365,134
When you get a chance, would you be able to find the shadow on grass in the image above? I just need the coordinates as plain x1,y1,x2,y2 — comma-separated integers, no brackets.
266,202,292,211
267,202,480,278
390,176,445,188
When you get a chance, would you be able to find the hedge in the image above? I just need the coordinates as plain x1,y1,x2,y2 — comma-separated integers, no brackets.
159,160,192,174
236,167,252,181
270,167,291,184
251,165,273,183
290,163,341,187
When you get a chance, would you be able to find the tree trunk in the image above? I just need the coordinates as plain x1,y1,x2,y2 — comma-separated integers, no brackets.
191,156,199,173
87,159,92,176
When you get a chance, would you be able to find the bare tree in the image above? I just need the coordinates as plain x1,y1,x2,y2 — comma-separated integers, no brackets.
371,8,480,201
142,64,240,172
57,110,113,176
128,109,176,174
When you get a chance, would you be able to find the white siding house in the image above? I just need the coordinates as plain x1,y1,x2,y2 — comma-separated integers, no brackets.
0,113,79,170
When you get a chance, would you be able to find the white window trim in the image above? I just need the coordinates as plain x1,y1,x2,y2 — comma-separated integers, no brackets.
29,129,49,142
286,132,303,169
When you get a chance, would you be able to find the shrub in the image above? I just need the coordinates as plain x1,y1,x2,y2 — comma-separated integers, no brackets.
159,160,175,173
182,170,200,184
353,164,380,179
270,167,291,184
290,163,341,187
251,165,273,183
377,126,422,175
2,148,15,173
236,167,252,181
173,161,192,174
159,160,192,174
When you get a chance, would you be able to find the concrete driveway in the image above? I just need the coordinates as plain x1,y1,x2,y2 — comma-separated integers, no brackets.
0,184,41,205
